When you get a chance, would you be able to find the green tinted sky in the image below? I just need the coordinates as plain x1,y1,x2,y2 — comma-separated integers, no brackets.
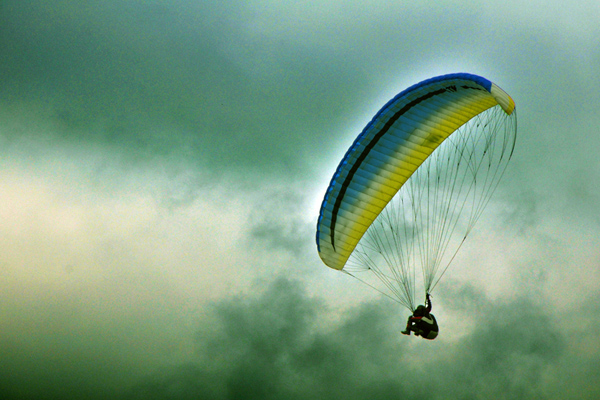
1,1,600,399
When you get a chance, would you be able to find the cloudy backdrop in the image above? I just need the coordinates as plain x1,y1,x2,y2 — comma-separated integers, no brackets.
1,1,600,399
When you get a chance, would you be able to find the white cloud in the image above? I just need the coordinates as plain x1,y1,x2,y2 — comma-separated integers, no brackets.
0,141,260,384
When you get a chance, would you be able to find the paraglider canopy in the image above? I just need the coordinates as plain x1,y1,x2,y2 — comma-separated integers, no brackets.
316,73,517,311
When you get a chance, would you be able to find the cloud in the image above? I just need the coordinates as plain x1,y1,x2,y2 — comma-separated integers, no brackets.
0,271,595,399
246,185,316,258
8,0,599,184
435,295,564,398
118,277,576,400
123,277,404,400
0,143,266,400
0,0,368,178
2,1,600,399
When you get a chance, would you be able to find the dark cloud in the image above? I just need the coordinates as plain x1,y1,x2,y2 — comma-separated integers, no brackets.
8,0,597,185
117,278,572,400
436,298,564,398
247,188,315,258
123,277,405,400
0,267,593,400
0,0,364,177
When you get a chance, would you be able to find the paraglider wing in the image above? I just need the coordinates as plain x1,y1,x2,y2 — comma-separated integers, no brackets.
316,73,516,309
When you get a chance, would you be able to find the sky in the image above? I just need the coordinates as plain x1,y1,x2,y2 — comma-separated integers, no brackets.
1,0,600,399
